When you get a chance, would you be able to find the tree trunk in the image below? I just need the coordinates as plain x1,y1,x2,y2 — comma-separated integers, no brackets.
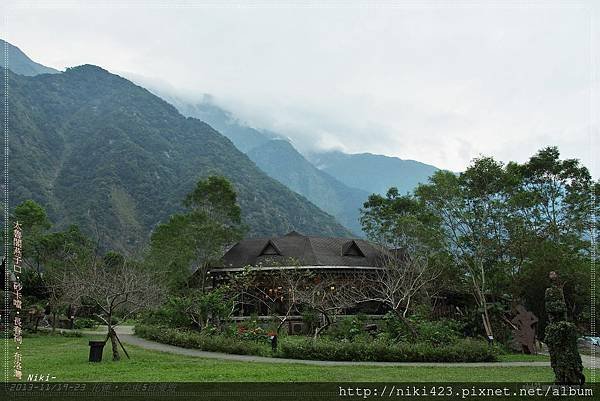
277,317,287,335
108,324,120,361
313,312,331,339
393,309,418,338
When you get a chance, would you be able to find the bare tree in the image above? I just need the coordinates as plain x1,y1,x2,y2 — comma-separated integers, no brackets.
55,256,164,361
295,272,357,339
227,265,309,334
350,251,441,337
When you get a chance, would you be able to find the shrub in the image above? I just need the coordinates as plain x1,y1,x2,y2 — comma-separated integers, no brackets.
23,329,82,338
279,337,497,362
329,315,367,342
382,312,463,345
140,296,193,328
414,319,463,345
135,324,271,356
136,324,496,362
73,317,98,330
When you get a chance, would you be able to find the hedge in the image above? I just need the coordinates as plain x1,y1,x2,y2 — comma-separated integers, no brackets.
280,337,497,362
135,325,497,362
135,325,271,357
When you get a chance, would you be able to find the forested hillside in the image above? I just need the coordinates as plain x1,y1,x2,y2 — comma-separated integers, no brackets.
1,65,350,251
247,139,369,235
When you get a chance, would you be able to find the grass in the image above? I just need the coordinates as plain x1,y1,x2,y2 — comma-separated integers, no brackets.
0,334,567,382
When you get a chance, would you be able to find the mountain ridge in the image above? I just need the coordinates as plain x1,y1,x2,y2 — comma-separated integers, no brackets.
247,139,370,235
3,62,352,252
306,150,440,196
0,39,60,76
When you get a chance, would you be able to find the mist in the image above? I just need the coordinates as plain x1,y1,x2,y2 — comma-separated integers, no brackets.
3,0,598,175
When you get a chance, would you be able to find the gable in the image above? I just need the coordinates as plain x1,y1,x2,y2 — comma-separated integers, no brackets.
259,240,282,256
341,240,365,257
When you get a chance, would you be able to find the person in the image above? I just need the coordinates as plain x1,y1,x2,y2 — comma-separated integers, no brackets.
41,302,51,328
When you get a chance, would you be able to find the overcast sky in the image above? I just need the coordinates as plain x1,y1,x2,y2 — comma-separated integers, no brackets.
3,0,599,176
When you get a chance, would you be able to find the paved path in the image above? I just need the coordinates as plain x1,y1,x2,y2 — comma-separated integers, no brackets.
74,325,599,368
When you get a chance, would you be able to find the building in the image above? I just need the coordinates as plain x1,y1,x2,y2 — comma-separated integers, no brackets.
211,230,386,273
208,231,388,333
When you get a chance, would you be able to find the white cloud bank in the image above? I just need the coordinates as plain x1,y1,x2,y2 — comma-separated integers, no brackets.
3,0,598,175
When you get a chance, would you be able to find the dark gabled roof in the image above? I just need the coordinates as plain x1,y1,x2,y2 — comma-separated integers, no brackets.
215,231,385,269
259,240,282,256
341,240,366,257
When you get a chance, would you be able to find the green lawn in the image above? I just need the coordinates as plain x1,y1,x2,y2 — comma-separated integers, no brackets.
0,334,567,382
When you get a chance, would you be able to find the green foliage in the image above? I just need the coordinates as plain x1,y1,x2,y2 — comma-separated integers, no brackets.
14,199,51,231
184,175,242,225
381,313,463,345
362,146,598,336
544,321,585,384
329,314,368,342
73,318,98,330
135,325,272,357
135,324,496,362
141,296,195,329
103,251,125,269
279,337,496,362
142,288,234,330
148,176,244,289
544,281,585,384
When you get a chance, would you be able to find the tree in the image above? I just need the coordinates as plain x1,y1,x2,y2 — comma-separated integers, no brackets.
228,263,310,334
10,201,91,330
295,272,356,339
149,175,245,290
13,200,51,274
183,287,236,331
351,252,441,337
403,147,597,339
57,254,164,361
506,147,597,332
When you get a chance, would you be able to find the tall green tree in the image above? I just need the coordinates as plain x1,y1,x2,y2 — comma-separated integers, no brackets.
13,200,51,273
506,147,597,333
362,146,597,339
149,176,245,290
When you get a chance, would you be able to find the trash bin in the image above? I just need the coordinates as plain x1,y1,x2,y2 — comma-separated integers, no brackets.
88,340,105,362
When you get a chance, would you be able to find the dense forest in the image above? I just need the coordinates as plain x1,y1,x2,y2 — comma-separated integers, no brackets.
0,65,351,252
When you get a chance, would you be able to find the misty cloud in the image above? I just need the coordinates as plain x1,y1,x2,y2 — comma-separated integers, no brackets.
3,0,598,175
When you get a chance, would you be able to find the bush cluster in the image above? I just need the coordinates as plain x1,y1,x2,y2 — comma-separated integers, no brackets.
279,337,496,362
73,318,98,330
136,324,496,362
135,325,272,357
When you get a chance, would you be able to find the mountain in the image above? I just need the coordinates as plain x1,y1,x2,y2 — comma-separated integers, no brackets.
170,97,278,153
0,39,60,76
2,64,351,252
306,151,439,196
152,94,370,235
247,139,370,235
151,93,440,233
